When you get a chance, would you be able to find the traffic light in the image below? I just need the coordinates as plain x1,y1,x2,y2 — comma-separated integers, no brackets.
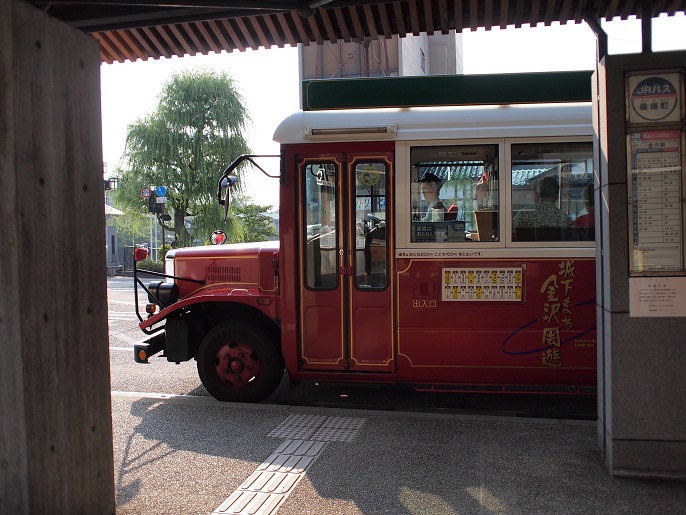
148,196,164,214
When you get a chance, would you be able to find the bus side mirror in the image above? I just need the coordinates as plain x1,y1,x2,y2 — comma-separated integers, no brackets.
219,175,238,221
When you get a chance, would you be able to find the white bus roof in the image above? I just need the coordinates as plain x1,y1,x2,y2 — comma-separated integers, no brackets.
273,103,593,145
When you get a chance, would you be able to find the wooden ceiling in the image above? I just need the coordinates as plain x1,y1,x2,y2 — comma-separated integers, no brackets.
29,1,686,64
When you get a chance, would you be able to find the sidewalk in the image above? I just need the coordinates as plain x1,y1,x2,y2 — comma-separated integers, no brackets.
112,392,686,515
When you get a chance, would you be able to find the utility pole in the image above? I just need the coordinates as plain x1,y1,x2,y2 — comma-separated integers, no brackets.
161,204,165,259
155,185,168,259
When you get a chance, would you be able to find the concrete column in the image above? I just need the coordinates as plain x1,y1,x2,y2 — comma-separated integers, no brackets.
1,1,115,512
595,51,686,478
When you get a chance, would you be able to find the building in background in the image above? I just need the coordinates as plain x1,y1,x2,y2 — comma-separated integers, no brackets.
300,31,463,81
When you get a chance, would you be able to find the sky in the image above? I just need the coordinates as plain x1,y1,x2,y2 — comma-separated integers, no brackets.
100,13,686,208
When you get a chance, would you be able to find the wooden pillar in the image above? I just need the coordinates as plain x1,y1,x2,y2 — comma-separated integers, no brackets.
1,1,115,512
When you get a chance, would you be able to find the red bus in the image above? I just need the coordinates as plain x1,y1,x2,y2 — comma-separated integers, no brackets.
133,88,596,403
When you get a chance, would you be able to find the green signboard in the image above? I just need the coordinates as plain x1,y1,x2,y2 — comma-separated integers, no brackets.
302,71,593,111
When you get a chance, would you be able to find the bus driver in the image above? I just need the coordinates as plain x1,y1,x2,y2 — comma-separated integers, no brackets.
418,172,446,221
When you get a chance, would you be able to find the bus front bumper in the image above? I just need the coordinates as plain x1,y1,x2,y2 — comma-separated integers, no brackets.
134,329,166,363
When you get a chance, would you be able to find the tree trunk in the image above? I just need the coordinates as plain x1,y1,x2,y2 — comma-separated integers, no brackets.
173,203,190,247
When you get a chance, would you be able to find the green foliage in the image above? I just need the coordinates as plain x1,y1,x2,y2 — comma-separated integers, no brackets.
112,69,252,247
232,198,279,243
158,243,172,262
136,259,163,273
111,203,151,242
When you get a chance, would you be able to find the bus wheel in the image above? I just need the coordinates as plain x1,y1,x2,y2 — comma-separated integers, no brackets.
197,321,284,402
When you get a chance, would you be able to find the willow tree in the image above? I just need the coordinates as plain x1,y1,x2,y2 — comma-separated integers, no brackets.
113,69,251,247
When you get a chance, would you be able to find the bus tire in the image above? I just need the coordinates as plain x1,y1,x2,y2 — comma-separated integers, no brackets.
196,321,284,402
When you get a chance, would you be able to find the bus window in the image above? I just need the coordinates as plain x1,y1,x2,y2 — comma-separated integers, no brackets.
304,162,338,289
354,162,388,289
410,145,499,243
511,142,594,242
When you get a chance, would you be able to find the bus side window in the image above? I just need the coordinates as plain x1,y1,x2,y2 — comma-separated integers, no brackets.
511,143,594,243
409,144,499,243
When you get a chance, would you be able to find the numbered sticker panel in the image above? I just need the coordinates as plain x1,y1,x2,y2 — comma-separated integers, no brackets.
442,267,524,302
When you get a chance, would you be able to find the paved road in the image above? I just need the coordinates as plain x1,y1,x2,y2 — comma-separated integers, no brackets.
111,392,686,515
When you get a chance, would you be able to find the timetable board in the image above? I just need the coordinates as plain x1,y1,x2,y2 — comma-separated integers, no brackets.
626,70,685,276
629,129,683,273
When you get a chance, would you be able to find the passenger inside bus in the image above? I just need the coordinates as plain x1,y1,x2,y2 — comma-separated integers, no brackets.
574,183,595,228
512,176,571,241
417,172,446,221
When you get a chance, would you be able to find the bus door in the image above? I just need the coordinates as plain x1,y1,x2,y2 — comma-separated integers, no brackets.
298,152,394,373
